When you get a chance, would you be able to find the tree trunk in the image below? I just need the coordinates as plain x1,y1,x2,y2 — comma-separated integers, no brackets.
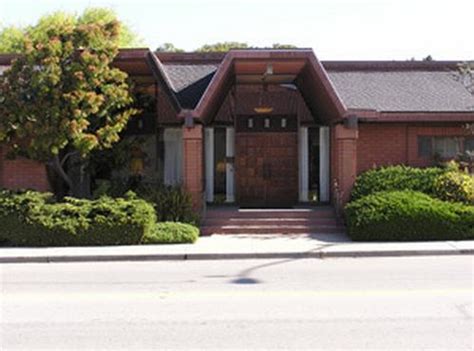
67,153,91,198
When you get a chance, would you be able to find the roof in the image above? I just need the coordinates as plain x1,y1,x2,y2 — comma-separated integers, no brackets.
1,50,474,122
155,56,474,115
161,64,218,108
327,68,474,113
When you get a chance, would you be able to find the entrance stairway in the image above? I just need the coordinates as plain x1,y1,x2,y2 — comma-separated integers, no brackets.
201,206,346,235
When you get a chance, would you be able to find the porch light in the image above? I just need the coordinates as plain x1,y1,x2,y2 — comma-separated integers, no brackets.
254,107,273,114
254,82,273,114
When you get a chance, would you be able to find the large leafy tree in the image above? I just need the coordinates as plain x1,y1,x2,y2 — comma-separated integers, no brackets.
0,15,139,197
0,8,143,53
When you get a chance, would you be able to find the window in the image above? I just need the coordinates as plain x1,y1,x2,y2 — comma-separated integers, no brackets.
417,136,470,159
433,137,460,158
465,137,474,152
418,136,432,157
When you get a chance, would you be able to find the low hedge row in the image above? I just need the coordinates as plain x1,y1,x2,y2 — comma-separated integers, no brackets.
351,165,445,201
0,190,156,246
142,222,199,244
345,190,474,241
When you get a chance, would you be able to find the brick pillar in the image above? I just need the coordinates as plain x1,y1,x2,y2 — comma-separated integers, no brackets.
182,124,204,212
334,124,358,209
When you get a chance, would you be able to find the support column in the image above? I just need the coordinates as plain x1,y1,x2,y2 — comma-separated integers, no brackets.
182,124,204,211
204,128,214,203
319,126,330,202
225,127,235,203
334,124,358,209
298,127,309,202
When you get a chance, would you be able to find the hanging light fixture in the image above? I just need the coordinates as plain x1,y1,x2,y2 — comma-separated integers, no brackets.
254,63,274,114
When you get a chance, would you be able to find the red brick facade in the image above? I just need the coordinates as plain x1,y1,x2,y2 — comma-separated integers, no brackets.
0,148,49,192
356,122,470,173
182,125,204,211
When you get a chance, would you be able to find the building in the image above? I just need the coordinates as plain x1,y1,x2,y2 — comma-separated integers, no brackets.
1,49,473,212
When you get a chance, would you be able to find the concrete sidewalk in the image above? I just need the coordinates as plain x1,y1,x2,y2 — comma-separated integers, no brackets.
0,233,473,263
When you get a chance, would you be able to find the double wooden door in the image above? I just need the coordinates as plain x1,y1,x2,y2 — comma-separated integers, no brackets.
235,132,298,207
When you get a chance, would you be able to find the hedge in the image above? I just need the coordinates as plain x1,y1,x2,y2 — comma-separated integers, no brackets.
434,171,474,205
345,190,474,241
351,165,445,201
0,190,156,246
142,222,199,244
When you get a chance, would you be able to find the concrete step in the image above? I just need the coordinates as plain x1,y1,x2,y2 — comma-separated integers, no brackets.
205,209,336,219
201,225,346,236
203,217,340,227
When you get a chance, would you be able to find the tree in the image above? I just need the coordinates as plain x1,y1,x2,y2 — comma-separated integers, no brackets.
272,43,297,49
0,7,143,53
0,26,25,53
0,15,139,197
196,41,249,52
156,42,184,52
195,42,298,52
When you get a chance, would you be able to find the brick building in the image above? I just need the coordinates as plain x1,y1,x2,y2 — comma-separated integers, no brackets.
1,49,473,211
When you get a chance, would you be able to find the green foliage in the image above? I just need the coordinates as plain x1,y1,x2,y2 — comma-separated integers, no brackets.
0,190,155,246
0,10,140,195
142,222,199,244
351,165,445,201
196,41,249,52
271,43,298,49
0,8,143,53
434,171,474,204
195,42,298,52
135,184,199,225
345,190,474,241
156,42,184,52
92,180,199,225
78,8,144,48
0,26,25,53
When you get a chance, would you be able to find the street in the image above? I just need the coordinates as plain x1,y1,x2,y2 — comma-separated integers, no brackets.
1,256,473,350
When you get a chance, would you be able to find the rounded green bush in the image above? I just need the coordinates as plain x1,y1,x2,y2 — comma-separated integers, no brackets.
434,171,474,204
142,222,199,244
351,165,445,201
0,190,156,247
345,190,474,241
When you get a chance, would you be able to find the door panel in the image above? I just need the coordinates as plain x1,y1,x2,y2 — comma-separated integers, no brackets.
236,132,298,207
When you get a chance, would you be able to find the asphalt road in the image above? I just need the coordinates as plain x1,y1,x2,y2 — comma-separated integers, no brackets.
1,256,473,350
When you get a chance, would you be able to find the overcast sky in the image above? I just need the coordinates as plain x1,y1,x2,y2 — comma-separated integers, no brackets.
1,0,473,60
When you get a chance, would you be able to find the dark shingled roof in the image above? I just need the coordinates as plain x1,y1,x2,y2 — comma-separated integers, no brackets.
327,70,474,112
157,57,474,113
161,64,219,108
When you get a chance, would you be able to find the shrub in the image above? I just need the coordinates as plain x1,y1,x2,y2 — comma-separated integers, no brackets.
93,179,199,225
0,190,156,247
134,184,199,225
434,171,474,204
142,222,199,244
345,190,474,241
351,165,445,201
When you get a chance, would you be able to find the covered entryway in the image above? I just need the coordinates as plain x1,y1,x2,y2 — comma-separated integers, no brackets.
235,115,298,207
195,51,345,208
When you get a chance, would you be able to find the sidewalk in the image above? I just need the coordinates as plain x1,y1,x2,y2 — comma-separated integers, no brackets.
1,233,473,263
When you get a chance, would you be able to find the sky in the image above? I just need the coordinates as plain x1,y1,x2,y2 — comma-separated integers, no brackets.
0,0,473,60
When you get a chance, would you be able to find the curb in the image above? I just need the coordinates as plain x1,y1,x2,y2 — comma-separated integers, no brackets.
0,248,472,264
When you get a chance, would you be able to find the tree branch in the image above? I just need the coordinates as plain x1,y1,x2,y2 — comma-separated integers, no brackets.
60,150,79,168
52,154,73,189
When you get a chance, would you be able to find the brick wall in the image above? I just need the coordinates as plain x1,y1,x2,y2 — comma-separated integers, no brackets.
0,148,49,191
357,122,469,174
182,125,204,211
